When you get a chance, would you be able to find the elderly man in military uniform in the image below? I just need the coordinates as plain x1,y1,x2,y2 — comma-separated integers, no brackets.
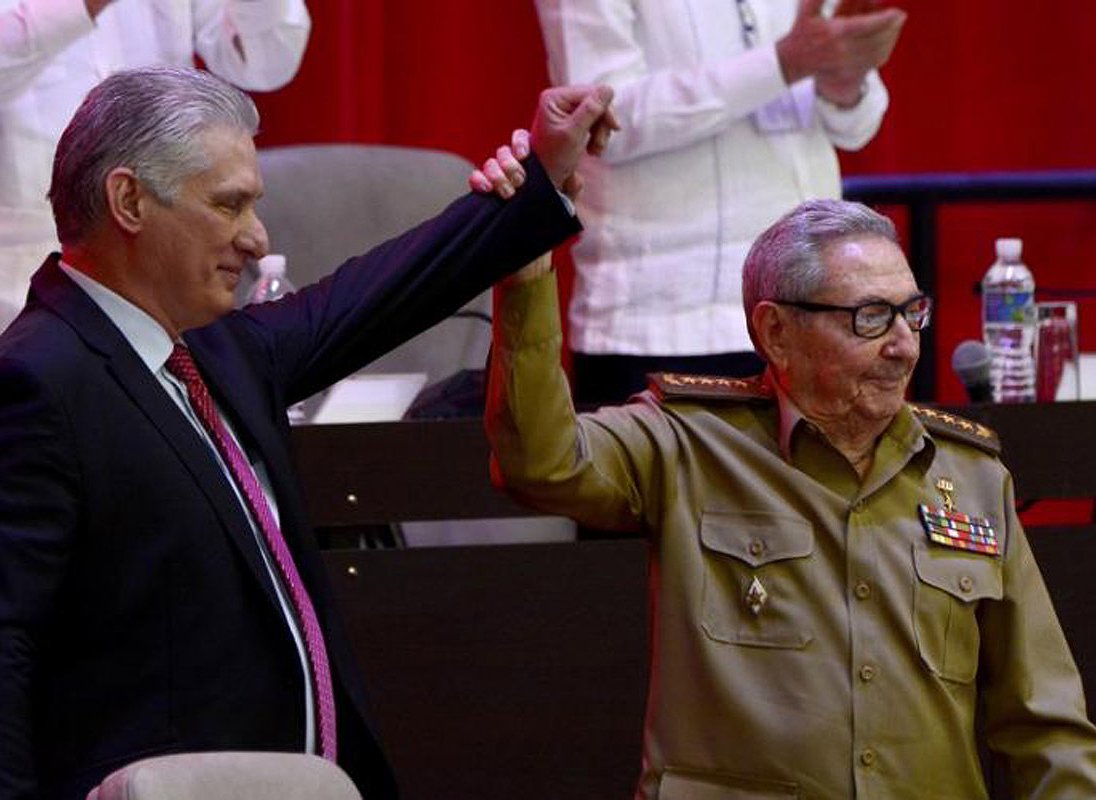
481,195,1096,798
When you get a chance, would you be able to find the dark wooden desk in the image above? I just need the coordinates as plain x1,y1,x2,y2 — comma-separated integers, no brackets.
323,541,648,800
293,418,522,526
291,402,1096,528
953,401,1096,501
320,530,1096,800
295,404,1096,800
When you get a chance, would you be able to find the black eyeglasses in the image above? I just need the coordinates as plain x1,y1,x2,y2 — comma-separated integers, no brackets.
773,294,933,339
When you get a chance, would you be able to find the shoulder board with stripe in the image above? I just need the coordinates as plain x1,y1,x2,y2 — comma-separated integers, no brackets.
648,372,773,404
909,404,1001,456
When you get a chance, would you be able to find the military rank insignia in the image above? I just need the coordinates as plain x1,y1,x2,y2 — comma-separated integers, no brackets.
918,505,1000,556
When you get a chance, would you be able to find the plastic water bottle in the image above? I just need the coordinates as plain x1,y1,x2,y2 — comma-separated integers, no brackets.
248,255,308,422
981,238,1036,403
248,254,294,305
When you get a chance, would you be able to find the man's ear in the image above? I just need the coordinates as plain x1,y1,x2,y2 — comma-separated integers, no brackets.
104,167,146,234
752,301,792,372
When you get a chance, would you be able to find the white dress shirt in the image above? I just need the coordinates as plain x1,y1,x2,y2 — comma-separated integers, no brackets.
0,0,311,327
534,0,889,356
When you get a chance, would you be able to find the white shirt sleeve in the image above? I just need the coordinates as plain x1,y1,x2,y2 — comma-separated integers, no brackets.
536,0,792,165
0,0,94,101
192,0,310,91
815,69,889,151
534,0,888,164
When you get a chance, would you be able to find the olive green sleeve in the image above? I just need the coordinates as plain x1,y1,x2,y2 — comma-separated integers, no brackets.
978,472,1096,796
484,272,664,533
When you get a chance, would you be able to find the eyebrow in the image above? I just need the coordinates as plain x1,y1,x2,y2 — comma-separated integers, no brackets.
209,188,261,205
848,291,924,306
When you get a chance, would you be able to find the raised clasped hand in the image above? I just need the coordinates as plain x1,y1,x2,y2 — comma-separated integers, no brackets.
469,84,619,202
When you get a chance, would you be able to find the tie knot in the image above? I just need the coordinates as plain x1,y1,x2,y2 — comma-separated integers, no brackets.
165,344,201,386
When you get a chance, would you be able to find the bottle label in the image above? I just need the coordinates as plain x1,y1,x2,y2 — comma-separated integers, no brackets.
984,290,1034,324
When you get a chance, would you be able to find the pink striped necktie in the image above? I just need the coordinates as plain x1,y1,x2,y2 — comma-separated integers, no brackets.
165,344,337,761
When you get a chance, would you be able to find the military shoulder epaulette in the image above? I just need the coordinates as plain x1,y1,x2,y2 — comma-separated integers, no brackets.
648,372,773,404
909,404,1001,456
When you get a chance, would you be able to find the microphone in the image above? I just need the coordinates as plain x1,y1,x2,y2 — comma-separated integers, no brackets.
951,339,994,403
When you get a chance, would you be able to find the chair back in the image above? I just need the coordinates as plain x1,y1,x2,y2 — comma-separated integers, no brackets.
86,751,362,800
252,144,490,385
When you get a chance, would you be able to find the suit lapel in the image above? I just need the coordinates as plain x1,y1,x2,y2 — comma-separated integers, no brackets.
31,258,281,604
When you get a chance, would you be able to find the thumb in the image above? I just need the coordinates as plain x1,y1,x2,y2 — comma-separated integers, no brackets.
567,85,615,135
511,128,531,160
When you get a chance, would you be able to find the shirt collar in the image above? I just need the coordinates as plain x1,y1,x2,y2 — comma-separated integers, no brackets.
765,368,807,462
59,261,176,373
766,366,933,469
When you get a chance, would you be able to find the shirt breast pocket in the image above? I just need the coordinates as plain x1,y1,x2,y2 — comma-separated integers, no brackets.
699,511,815,649
912,543,1003,683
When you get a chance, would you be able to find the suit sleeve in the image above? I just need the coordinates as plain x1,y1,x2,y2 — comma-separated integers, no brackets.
977,473,1096,796
229,154,582,406
0,358,81,799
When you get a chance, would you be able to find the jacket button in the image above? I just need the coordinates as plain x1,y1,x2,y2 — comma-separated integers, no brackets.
854,581,872,600
859,748,877,767
748,539,765,557
958,575,974,593
859,664,876,682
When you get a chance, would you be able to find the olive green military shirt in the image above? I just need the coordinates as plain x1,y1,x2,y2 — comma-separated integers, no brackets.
485,273,1096,800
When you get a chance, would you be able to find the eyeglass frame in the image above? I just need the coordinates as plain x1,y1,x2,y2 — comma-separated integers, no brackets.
771,293,933,340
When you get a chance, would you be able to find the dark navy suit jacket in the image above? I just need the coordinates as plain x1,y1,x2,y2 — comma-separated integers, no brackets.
0,157,578,799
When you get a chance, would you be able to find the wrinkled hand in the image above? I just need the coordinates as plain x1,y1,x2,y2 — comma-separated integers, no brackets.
530,84,619,192
777,0,906,90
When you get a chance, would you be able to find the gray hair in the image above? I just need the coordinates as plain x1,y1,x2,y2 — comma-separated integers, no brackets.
49,66,260,245
741,198,898,352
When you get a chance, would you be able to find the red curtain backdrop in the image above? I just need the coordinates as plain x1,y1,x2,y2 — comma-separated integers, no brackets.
252,1,550,160
252,0,1096,406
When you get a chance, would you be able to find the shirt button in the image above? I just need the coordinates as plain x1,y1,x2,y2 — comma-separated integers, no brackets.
748,539,765,557
859,664,876,682
859,748,877,767
854,581,872,600
958,575,974,593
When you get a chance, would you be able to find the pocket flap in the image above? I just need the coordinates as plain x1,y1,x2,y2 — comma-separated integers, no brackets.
913,544,1003,602
700,511,813,567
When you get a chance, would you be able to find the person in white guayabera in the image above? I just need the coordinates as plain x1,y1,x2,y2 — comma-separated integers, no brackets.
0,0,312,330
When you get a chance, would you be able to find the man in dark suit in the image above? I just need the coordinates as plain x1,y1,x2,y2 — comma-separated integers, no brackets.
0,65,615,799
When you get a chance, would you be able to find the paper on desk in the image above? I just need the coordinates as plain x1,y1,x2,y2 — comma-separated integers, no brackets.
1078,355,1096,401
310,372,428,424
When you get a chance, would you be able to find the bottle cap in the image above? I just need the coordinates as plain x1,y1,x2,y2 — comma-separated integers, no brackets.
994,238,1022,260
256,254,287,276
